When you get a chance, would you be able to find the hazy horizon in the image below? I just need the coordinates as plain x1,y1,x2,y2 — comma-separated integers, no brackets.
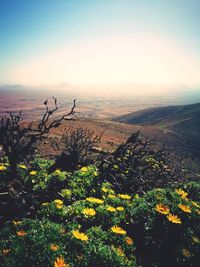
1,82,200,106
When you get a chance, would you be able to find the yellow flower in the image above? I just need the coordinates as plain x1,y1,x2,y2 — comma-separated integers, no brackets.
116,206,124,211
118,194,131,200
55,169,62,174
155,203,170,215
94,171,98,176
125,236,133,245
13,220,22,225
2,249,11,256
82,208,96,217
107,206,116,212
192,236,200,243
16,230,27,237
54,199,64,205
72,230,88,241
56,204,63,209
167,214,182,224
86,197,104,204
191,201,200,208
80,166,88,172
102,187,108,193
51,244,59,251
175,189,188,200
107,194,116,199
42,202,49,206
0,165,6,171
54,199,64,209
18,164,27,169
182,249,191,257
111,226,126,235
29,171,37,175
54,256,69,267
178,204,191,213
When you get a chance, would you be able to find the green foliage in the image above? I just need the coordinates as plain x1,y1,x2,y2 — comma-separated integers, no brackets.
0,218,137,267
0,219,65,267
0,151,199,266
67,166,100,200
22,163,100,206
99,131,182,194
29,156,54,171
181,181,200,201
128,188,200,267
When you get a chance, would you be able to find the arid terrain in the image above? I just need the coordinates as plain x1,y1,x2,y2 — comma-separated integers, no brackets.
1,84,200,118
1,87,200,177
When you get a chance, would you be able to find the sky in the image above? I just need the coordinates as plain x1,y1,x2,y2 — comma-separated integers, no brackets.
0,0,200,86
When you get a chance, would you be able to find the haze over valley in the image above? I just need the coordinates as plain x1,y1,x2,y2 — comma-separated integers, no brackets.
1,83,200,178
1,83,200,118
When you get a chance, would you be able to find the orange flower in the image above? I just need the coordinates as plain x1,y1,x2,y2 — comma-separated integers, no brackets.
54,257,69,267
125,236,133,245
116,246,125,257
2,249,11,256
196,209,200,215
155,203,170,215
167,214,182,224
191,201,200,208
16,230,27,236
182,249,191,257
51,244,59,251
178,204,191,213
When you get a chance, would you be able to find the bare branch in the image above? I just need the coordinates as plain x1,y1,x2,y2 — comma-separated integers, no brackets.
0,97,76,172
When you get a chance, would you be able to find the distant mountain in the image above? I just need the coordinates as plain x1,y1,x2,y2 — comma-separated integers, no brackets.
114,102,200,152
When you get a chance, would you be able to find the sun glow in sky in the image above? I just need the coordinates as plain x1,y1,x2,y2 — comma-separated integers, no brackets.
0,0,200,86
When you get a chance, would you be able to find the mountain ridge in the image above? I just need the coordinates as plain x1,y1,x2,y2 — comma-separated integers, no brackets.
113,102,200,153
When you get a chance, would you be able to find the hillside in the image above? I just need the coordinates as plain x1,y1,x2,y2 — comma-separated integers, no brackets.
1,110,200,267
114,102,200,156
1,108,200,267
30,117,199,179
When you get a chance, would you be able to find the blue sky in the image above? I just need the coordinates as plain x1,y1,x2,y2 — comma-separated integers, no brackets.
0,0,200,85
